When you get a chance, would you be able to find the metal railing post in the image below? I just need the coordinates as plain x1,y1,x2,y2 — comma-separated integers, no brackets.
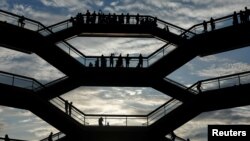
238,75,241,85
126,116,127,126
12,76,15,86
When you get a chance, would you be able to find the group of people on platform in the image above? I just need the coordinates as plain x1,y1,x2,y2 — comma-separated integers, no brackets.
89,53,144,68
70,10,158,26
202,7,250,32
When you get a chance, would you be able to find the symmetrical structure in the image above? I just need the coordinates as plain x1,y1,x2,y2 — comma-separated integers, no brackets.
0,9,250,141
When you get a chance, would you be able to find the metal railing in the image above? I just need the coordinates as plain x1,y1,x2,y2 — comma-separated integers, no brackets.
182,12,243,38
38,14,193,36
0,137,28,141
51,97,182,127
0,9,47,31
0,9,84,66
40,132,65,141
187,71,250,94
0,71,43,90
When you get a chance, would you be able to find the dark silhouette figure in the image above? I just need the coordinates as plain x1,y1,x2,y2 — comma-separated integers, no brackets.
240,10,245,24
110,53,114,67
233,11,238,25
116,54,123,67
4,134,10,141
65,100,69,114
187,138,190,141
69,102,73,116
101,54,107,67
210,17,215,31
18,16,25,27
197,81,202,93
89,62,93,67
126,13,130,24
48,132,53,141
69,16,76,26
125,54,130,67
245,7,250,22
203,20,207,32
86,10,91,24
98,117,104,126
170,131,176,141
95,58,99,67
92,11,97,24
136,13,140,24
76,13,84,25
164,25,169,32
138,54,143,68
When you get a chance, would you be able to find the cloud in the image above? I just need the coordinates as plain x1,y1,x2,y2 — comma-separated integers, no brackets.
67,37,165,56
0,48,65,84
196,62,250,78
61,87,170,115
0,106,58,140
0,0,8,10
175,105,250,141
10,4,67,25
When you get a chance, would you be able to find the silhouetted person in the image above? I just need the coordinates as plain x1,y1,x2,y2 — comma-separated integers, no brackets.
110,53,114,67
153,17,157,27
76,13,84,25
98,117,103,126
65,100,69,114
240,10,245,24
95,58,99,67
138,54,143,68
233,11,238,25
125,54,130,67
70,16,76,26
136,13,140,24
89,62,93,67
107,122,110,126
18,16,25,27
92,11,97,24
116,54,123,67
245,7,250,22
69,102,73,116
170,131,176,141
48,132,53,141
197,81,202,93
187,138,190,141
164,25,169,32
210,17,215,31
4,134,10,141
86,10,90,24
121,13,124,24
126,13,130,24
101,54,107,67
203,20,207,32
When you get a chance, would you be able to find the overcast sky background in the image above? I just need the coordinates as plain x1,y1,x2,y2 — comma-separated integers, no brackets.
0,0,250,140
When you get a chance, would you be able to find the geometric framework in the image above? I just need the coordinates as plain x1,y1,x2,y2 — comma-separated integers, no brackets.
1,8,250,141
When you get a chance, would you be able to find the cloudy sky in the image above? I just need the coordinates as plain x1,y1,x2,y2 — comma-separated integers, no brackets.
0,0,250,140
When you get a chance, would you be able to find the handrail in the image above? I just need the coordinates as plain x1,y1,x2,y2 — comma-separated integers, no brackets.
164,78,188,90
0,70,44,90
0,9,86,67
0,137,28,141
181,12,242,37
40,132,65,141
187,71,250,93
52,96,181,126
39,14,194,36
0,9,47,31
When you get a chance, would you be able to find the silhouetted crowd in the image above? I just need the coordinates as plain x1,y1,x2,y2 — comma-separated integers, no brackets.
70,10,158,27
88,53,144,68
202,7,250,32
